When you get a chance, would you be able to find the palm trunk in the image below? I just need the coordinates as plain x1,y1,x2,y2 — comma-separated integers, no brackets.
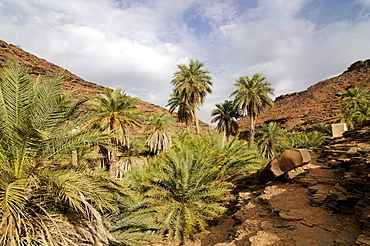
249,115,255,148
194,106,200,135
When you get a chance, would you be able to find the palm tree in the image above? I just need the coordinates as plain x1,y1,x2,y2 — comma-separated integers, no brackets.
309,123,332,136
256,122,288,160
340,87,370,129
0,63,123,245
230,73,274,148
342,87,370,110
194,133,263,184
169,59,213,135
145,142,232,244
125,133,262,244
89,88,142,176
115,137,148,177
211,100,242,140
288,131,328,148
146,112,175,154
166,93,194,126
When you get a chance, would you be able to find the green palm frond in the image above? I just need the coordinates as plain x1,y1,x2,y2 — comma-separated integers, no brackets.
256,122,289,160
230,73,274,147
211,100,242,139
146,112,175,154
0,63,123,245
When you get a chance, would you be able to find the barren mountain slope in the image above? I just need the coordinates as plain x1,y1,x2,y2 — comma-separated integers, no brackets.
237,59,370,133
0,40,215,135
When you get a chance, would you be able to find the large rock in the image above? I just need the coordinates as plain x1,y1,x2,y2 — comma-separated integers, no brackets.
258,149,311,183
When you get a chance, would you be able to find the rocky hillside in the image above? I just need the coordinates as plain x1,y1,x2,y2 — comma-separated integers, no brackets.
0,40,215,135
237,59,370,133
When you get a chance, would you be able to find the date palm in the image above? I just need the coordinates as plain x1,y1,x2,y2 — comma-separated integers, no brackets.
170,59,213,135
230,74,274,148
288,131,328,148
211,100,242,140
340,87,370,129
166,93,194,126
89,88,142,176
310,123,332,136
0,63,122,245
342,87,370,110
146,112,175,154
145,142,232,245
256,122,288,160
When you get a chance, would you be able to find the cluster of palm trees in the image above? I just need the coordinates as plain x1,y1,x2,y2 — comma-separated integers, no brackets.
167,60,275,149
0,62,263,245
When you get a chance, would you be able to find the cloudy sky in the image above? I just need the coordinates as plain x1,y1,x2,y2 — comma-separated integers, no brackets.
1,0,370,124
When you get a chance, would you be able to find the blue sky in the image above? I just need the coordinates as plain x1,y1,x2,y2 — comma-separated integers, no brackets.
1,0,370,124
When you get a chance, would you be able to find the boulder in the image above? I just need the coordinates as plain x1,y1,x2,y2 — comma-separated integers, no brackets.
258,149,311,183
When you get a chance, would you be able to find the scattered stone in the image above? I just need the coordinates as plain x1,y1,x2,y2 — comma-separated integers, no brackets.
300,219,315,227
279,210,303,221
249,231,281,246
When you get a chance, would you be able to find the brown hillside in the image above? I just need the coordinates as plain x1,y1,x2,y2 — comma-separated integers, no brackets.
237,59,370,133
0,40,215,135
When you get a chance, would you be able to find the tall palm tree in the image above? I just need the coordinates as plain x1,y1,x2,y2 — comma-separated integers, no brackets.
0,63,122,245
169,59,213,135
211,100,242,140
89,88,142,176
256,122,288,160
146,112,175,154
230,73,274,148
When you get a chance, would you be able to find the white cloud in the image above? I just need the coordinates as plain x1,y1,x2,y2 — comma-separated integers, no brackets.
0,0,370,125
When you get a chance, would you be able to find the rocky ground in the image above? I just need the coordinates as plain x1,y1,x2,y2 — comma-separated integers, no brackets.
176,122,370,246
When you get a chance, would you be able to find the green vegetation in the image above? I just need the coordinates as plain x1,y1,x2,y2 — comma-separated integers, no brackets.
256,122,288,160
211,100,242,140
0,63,122,245
340,87,370,129
146,112,175,154
124,133,262,244
89,88,142,177
0,61,349,246
0,62,263,246
169,59,213,135
230,74,274,148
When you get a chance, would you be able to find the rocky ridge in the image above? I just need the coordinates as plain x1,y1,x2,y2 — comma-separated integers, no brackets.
0,40,215,136
237,59,370,133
